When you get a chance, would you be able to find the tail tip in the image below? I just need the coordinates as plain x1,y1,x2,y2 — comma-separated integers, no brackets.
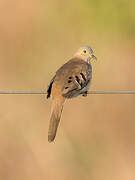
48,135,55,143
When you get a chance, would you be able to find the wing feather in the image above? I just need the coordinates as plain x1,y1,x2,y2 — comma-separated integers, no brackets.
47,57,92,99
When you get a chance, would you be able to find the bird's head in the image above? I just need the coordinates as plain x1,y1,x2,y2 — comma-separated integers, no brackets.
74,45,97,63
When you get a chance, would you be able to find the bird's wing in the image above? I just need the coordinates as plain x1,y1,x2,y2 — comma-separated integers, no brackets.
47,76,55,99
54,58,92,98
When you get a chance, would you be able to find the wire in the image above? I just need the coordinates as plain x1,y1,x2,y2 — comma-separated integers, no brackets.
0,91,135,94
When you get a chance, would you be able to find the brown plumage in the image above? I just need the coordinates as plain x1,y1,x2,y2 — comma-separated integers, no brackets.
47,46,96,142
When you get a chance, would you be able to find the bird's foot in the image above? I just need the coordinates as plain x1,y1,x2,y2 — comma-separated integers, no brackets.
82,91,88,97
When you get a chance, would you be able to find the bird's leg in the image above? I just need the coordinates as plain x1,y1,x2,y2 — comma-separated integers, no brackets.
82,91,88,97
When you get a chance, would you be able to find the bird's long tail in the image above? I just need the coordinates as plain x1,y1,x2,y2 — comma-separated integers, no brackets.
48,96,65,142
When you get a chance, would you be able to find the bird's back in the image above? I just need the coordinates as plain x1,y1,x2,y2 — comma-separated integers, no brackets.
51,57,92,98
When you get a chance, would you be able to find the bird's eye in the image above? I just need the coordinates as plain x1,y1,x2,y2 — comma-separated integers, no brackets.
83,50,86,53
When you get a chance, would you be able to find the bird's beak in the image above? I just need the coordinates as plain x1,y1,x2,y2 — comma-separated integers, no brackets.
88,54,97,63
91,54,97,61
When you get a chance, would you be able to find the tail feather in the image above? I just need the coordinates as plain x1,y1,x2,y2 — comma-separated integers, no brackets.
48,97,65,142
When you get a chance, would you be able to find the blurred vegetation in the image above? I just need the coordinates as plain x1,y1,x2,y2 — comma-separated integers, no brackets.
0,0,135,180
82,0,135,36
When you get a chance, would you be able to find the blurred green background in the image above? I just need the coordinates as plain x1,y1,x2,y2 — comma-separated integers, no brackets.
0,0,135,179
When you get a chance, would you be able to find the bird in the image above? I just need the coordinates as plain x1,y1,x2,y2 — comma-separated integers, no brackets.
47,45,97,142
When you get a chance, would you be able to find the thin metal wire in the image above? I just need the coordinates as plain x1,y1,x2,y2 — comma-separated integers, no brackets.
0,90,135,94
